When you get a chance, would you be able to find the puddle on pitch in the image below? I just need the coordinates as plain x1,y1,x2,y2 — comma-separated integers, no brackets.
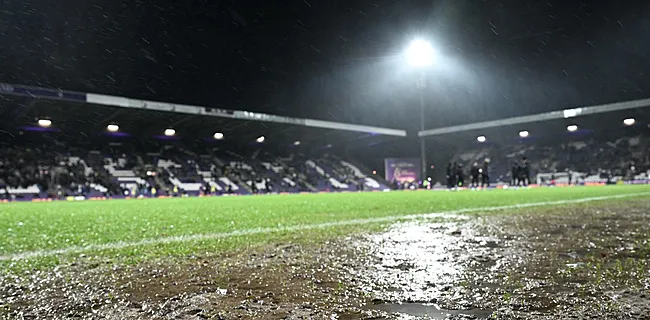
350,200,650,319
351,220,504,318
369,303,493,319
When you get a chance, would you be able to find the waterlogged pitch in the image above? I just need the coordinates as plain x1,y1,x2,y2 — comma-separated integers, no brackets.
2,185,650,319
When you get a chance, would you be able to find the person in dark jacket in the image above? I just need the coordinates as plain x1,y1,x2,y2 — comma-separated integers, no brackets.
470,162,480,188
446,163,454,189
481,159,490,188
456,163,465,187
511,161,520,186
519,157,530,186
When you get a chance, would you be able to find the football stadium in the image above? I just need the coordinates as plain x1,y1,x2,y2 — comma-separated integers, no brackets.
2,1,650,319
1,85,649,319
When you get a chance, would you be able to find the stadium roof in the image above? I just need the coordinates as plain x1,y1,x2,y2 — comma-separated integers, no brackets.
0,84,406,153
419,97,650,137
424,107,650,147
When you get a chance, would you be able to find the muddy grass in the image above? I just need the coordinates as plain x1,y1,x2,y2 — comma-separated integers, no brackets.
2,199,650,319
353,199,650,319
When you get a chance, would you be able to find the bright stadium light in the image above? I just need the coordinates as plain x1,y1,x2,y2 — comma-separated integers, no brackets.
107,124,119,132
405,39,435,181
406,39,435,67
476,135,486,143
519,130,529,138
623,118,635,126
38,119,52,127
256,136,265,143
293,140,301,146
213,132,224,140
164,128,176,136
567,125,578,132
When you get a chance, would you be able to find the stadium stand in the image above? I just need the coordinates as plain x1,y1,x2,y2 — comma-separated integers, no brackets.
2,124,648,200
1,84,648,199
0,132,391,200
448,131,650,185
0,82,410,200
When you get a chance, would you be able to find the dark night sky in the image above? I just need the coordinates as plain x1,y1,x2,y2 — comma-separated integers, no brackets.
0,0,648,132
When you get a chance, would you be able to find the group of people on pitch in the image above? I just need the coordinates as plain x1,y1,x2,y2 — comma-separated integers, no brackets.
445,156,532,189
446,159,490,189
511,157,532,186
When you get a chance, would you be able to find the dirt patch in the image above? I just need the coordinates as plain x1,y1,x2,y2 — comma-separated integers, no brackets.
2,199,650,319
1,242,385,319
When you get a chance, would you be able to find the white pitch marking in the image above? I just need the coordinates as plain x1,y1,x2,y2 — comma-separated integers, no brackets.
1,192,649,261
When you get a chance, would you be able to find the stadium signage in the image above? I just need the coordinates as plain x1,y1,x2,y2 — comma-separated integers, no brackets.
384,158,421,183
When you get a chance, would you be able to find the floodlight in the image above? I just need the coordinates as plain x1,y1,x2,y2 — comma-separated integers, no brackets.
213,132,224,140
164,128,176,136
519,130,529,138
406,39,435,67
623,118,635,126
256,136,265,143
476,135,486,143
567,125,578,132
38,119,52,127
107,124,119,132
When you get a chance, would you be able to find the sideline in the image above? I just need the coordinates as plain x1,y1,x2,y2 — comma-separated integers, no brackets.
1,191,649,261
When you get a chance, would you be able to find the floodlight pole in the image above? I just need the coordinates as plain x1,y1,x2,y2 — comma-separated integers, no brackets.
417,71,427,182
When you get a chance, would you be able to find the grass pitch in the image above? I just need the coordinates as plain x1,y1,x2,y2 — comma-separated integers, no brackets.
1,185,649,269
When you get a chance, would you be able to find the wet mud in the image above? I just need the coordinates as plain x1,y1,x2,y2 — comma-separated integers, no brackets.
352,199,650,319
2,199,650,319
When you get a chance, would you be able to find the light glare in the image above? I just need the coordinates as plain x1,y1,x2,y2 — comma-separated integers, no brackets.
38,119,52,127
256,136,265,143
519,130,529,138
164,128,176,136
476,135,486,143
406,39,435,67
213,132,224,140
567,125,578,132
623,118,635,126
107,124,119,132
293,140,300,145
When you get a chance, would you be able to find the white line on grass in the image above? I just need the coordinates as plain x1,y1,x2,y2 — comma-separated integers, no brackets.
2,191,649,262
